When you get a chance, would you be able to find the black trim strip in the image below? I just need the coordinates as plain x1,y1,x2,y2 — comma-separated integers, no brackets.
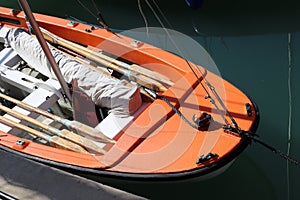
0,100,259,182
0,17,20,25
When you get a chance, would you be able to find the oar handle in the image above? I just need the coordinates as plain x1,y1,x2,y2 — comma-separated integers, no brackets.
0,92,114,144
0,103,51,130
0,101,106,154
0,115,87,153
0,92,57,120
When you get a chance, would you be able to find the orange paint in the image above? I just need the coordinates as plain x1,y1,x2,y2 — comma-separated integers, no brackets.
0,7,259,177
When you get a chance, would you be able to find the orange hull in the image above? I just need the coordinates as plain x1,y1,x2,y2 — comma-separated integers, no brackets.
0,7,259,180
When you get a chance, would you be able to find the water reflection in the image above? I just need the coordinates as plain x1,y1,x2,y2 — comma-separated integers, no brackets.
110,154,277,199
5,0,300,36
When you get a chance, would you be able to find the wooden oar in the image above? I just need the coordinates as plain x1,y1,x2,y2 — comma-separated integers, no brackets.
94,57,167,92
0,104,106,154
41,28,170,91
0,93,115,144
82,52,174,87
40,27,173,86
0,115,88,153
56,46,154,102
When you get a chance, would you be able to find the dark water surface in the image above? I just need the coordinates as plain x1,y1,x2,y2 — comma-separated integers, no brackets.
1,1,300,199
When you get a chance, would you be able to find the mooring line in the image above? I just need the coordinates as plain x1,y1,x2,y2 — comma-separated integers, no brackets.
139,2,300,170
287,32,293,200
137,0,149,36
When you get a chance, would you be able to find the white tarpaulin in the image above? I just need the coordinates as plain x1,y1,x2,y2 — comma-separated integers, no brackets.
4,28,141,117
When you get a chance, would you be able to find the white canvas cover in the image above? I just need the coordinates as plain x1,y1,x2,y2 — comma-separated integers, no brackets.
4,28,141,117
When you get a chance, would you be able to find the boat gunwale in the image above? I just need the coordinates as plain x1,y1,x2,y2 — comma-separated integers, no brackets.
0,100,259,181
0,6,260,181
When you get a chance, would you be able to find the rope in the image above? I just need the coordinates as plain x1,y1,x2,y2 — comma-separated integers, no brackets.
143,0,234,127
157,93,300,167
242,132,300,167
76,0,300,169
137,0,149,36
157,95,205,130
287,32,293,199
76,0,110,30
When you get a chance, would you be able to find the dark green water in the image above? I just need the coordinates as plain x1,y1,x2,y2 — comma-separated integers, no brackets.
1,1,300,199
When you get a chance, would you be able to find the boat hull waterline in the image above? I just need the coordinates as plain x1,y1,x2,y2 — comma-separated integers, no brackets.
0,7,259,181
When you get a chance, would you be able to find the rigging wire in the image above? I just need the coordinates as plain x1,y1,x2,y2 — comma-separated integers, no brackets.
143,0,234,127
151,0,173,28
76,0,98,19
143,90,224,130
141,0,300,167
76,0,110,31
74,0,300,168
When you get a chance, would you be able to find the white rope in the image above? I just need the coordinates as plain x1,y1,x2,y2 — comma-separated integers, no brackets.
137,0,149,37
286,32,292,200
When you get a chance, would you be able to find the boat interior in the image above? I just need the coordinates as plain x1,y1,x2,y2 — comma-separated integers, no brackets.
0,25,149,149
0,6,259,177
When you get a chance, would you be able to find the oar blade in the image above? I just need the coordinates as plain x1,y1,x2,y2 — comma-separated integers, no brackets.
60,129,106,154
136,74,168,92
50,136,89,154
69,121,116,144
41,28,172,91
131,64,174,86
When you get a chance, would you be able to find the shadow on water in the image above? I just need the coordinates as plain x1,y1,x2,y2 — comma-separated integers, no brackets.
88,154,276,200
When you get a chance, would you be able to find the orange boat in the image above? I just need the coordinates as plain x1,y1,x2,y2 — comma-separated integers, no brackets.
0,5,259,181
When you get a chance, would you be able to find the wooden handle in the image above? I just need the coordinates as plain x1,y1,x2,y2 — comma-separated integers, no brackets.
0,104,106,154
0,93,114,144
0,115,88,153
